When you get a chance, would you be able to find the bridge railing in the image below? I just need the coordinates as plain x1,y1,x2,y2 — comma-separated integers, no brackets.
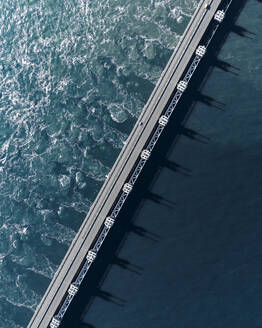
49,1,233,327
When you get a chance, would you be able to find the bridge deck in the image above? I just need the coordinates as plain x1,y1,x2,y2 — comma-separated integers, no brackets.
28,1,224,327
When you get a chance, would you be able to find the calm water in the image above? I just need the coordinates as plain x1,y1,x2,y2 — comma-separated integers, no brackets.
0,0,199,327
60,1,262,327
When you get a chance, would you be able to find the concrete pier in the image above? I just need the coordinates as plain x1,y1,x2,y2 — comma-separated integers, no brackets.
28,1,226,327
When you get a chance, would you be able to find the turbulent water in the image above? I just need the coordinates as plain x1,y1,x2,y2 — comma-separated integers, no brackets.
0,0,199,327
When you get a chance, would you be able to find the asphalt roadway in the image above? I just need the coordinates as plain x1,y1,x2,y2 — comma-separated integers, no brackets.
28,0,224,327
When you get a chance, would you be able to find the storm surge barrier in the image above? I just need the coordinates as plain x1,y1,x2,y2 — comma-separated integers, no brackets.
28,1,232,327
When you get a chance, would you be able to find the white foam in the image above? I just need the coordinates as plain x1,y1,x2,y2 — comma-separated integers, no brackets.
0,0,198,326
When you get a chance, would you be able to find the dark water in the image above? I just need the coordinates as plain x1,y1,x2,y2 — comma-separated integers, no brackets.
61,1,262,327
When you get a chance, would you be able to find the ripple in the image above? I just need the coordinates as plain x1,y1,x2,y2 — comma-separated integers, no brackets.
0,0,199,326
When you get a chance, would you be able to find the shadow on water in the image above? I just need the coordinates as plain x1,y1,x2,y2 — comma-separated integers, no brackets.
179,126,210,144
143,190,176,209
113,255,143,275
213,58,240,76
128,221,160,242
231,24,256,39
195,90,226,110
95,288,126,306
159,157,192,176
79,324,96,328
60,1,250,327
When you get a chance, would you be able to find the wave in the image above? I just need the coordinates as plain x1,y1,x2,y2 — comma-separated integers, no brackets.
0,0,199,326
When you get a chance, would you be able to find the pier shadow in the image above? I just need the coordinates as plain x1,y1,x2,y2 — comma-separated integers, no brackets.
179,126,210,144
213,58,240,76
79,324,95,328
128,221,160,242
231,24,256,39
95,288,126,306
195,90,226,110
143,190,176,209
161,158,192,175
60,1,250,327
113,255,143,274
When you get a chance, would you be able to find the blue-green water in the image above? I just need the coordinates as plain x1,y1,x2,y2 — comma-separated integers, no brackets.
0,0,199,327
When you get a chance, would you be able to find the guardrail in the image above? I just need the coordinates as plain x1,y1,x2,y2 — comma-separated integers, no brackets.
48,1,232,327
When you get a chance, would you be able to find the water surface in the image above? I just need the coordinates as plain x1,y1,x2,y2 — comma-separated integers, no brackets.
0,0,198,326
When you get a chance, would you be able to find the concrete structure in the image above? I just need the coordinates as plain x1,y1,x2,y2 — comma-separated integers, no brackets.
28,0,232,327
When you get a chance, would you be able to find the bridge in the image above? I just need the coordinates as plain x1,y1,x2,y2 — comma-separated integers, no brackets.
28,1,232,327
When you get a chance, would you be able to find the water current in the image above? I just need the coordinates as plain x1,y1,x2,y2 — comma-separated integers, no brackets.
0,0,199,327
